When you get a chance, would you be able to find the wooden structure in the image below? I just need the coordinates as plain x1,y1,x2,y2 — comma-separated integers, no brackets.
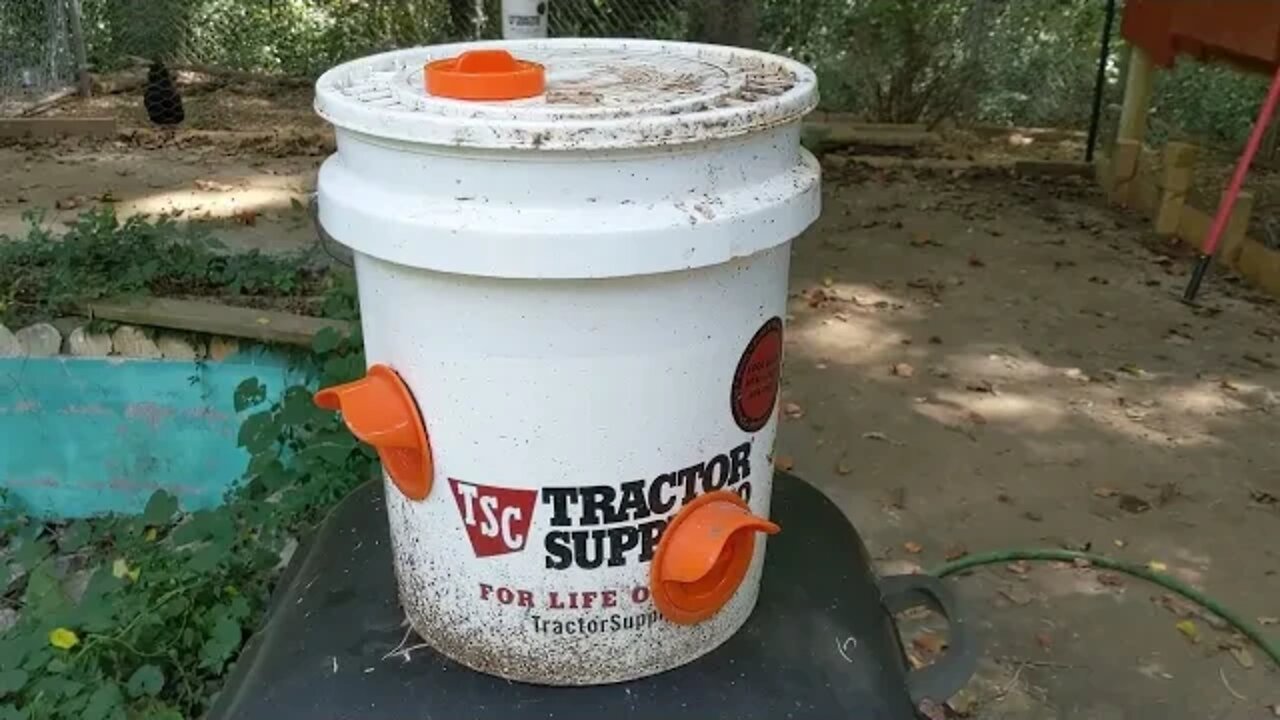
1102,0,1280,297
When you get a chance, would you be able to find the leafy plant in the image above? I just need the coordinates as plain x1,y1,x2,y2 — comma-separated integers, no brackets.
0,214,370,718
0,209,327,328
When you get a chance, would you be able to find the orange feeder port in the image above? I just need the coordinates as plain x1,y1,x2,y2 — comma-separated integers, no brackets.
425,49,546,101
314,364,434,500
650,490,780,625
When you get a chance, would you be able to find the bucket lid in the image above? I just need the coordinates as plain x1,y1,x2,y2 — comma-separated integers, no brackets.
314,38,818,151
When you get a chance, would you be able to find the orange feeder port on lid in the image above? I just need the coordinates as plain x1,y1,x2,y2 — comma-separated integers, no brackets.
650,490,780,625
425,49,546,101
314,364,434,500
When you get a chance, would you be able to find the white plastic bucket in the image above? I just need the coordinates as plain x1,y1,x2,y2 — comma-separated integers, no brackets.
502,0,548,40
313,38,820,685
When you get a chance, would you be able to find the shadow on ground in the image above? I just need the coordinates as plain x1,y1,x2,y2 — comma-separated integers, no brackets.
781,166,1280,719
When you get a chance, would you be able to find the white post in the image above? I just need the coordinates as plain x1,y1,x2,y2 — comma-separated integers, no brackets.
502,0,549,40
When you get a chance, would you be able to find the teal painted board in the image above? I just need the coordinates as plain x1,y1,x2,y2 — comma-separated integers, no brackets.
0,351,305,519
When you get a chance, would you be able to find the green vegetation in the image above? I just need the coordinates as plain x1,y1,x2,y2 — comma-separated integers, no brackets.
0,209,330,328
34,0,1263,146
0,213,365,720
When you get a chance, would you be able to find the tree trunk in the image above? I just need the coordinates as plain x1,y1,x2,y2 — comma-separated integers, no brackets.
694,0,758,48
449,0,478,39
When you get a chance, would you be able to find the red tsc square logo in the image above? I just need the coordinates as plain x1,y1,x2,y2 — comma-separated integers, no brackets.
448,479,538,557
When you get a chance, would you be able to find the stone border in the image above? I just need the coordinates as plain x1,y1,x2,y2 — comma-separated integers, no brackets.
0,319,242,361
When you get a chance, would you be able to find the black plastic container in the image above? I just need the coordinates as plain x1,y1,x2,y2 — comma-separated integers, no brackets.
208,471,975,719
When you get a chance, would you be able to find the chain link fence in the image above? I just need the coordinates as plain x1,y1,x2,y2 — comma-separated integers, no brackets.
0,0,78,115
6,0,1260,148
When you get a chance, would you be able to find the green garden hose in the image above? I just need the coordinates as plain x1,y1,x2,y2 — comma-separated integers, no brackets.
929,549,1280,670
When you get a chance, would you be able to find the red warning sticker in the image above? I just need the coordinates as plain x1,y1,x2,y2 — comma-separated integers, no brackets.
731,316,783,432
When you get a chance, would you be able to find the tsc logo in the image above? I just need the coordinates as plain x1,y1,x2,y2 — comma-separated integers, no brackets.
448,479,538,558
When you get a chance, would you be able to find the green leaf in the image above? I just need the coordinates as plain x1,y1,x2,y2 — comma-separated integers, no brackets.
142,707,184,720
21,561,66,615
237,411,279,453
77,567,125,631
233,377,266,412
310,326,342,354
126,664,165,697
142,490,179,526
255,459,292,492
0,703,30,720
185,543,228,572
0,669,28,697
279,386,321,425
13,537,51,572
57,521,90,552
30,675,83,701
172,510,235,546
200,615,241,669
82,681,123,720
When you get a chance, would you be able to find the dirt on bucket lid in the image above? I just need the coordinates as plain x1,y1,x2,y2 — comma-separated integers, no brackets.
314,38,818,151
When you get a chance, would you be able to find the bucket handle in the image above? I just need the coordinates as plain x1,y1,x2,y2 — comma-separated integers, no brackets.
877,573,979,709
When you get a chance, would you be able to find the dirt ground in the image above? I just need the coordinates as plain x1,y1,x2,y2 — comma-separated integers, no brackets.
4,84,1280,716
790,162,1280,718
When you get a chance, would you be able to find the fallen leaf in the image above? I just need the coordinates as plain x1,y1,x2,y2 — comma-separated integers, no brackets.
1259,617,1279,626
832,312,850,322
892,362,915,378
944,543,968,561
886,487,907,510
782,402,804,419
966,410,988,425
774,455,795,471
862,431,891,443
1093,487,1119,498
1269,703,1280,718
1243,353,1280,370
967,254,986,268
965,379,994,393
1022,510,1044,522
835,460,852,476
1117,494,1152,514
55,196,81,210
1228,645,1255,670
1006,561,1031,576
1149,561,1168,572
1035,631,1053,651
194,179,233,192
1118,362,1144,376
1250,489,1278,506
998,586,1034,606
928,335,943,344
822,276,834,288
1097,572,1124,587
1175,619,1200,644
918,698,946,720
1156,482,1182,507
912,631,945,657
234,209,259,226
945,688,978,717
903,541,924,555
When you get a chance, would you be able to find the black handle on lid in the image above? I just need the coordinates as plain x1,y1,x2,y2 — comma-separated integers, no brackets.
877,573,979,710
